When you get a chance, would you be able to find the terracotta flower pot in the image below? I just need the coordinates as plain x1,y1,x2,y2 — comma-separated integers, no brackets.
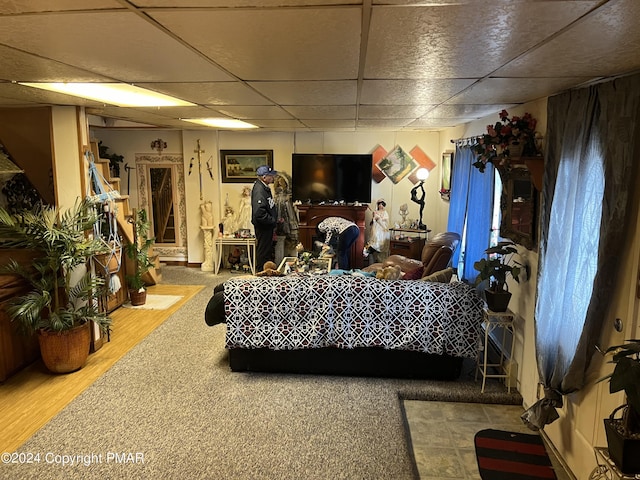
38,322,91,374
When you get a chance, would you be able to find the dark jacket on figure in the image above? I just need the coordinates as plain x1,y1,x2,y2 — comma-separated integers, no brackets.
251,180,277,229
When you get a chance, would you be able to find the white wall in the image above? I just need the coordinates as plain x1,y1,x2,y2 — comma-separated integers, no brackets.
90,127,450,265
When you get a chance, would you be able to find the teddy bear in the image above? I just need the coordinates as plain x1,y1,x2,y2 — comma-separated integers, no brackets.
375,264,402,280
256,260,283,277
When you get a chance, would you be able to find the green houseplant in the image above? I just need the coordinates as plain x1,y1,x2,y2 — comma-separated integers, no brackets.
0,198,112,373
124,209,155,306
597,340,640,474
473,241,523,312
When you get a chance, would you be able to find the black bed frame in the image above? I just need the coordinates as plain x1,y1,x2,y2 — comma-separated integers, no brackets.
228,347,464,380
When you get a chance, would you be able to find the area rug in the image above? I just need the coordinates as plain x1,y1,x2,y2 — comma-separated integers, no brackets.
122,294,183,310
475,429,557,480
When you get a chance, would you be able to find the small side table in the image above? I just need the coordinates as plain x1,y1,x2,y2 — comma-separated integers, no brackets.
476,308,516,393
591,446,640,479
213,236,257,275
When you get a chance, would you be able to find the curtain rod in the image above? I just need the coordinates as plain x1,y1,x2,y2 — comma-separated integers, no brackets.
450,135,481,146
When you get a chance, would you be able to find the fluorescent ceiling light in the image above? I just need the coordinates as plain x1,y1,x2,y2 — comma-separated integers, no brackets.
181,118,258,129
19,82,195,107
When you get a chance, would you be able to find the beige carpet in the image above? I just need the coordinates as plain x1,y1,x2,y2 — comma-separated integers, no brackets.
1,267,520,480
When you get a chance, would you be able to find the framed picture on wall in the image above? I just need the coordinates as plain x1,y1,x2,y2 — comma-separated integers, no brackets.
220,149,273,183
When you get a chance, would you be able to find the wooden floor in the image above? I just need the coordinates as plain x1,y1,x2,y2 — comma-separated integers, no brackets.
0,283,204,453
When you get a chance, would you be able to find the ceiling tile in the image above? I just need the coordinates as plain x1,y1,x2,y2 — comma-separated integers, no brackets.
497,0,640,78
303,119,356,129
0,0,121,14
136,82,272,106
150,7,362,80
283,105,356,120
450,77,593,105
360,79,474,105
249,81,357,105
422,103,519,120
0,11,233,82
358,105,431,119
215,106,293,120
0,45,113,83
0,82,106,106
365,2,599,79
357,119,414,128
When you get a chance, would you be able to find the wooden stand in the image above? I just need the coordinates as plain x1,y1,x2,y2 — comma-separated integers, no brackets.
296,204,367,269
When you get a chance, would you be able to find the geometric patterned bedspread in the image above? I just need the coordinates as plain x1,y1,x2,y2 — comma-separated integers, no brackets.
224,275,483,358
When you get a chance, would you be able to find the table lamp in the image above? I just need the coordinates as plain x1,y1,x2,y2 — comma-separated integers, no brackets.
411,168,429,230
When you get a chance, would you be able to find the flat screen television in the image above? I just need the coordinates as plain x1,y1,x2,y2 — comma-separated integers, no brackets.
291,153,373,203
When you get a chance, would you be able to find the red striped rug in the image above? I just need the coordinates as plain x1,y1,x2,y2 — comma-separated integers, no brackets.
474,429,557,480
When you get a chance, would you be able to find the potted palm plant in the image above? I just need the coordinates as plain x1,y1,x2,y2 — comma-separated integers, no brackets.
0,198,112,373
597,340,640,474
124,209,155,306
473,241,524,312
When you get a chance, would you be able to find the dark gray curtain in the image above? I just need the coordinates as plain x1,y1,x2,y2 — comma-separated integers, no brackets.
522,73,640,430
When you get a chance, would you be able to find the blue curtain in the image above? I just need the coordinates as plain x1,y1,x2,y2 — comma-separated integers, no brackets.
447,145,495,283
522,73,640,430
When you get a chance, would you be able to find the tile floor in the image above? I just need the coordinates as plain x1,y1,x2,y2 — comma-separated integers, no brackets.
403,400,574,480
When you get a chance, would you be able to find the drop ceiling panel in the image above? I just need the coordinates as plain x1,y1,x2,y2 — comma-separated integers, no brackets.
357,119,413,128
423,104,517,120
0,45,113,83
365,2,600,79
149,7,361,80
408,117,457,129
134,0,358,6
496,0,640,78
451,77,593,105
249,81,357,105
135,82,272,106
360,79,475,105
0,12,233,82
303,119,356,129
0,1,635,132
283,106,356,119
0,83,106,106
0,0,122,14
358,105,431,119
133,105,227,119
249,119,308,129
214,106,293,120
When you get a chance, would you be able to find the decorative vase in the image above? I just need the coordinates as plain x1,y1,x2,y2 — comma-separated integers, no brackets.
604,417,640,474
484,289,512,312
508,141,524,158
38,322,91,374
129,288,147,306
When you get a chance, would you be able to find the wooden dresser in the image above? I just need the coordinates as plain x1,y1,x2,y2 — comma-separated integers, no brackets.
296,204,367,269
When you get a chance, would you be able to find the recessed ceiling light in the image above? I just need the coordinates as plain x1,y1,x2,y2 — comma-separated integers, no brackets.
19,82,196,107
181,118,258,129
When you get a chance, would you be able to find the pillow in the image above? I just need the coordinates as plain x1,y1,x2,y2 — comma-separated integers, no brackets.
420,267,455,283
402,266,424,280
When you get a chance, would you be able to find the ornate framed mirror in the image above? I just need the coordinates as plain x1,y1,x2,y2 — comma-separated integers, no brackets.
496,164,538,250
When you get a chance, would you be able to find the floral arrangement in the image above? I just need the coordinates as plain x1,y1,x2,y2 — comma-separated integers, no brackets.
472,110,540,172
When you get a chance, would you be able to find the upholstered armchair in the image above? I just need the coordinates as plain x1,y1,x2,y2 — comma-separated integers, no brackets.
364,231,460,277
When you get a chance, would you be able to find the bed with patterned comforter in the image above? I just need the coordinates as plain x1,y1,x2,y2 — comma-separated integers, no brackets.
223,274,483,379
